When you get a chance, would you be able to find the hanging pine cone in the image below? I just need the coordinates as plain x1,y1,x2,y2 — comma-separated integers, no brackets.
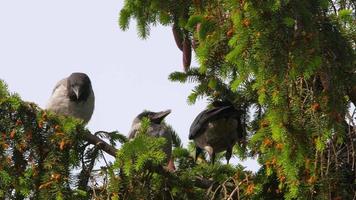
182,36,192,72
172,23,183,51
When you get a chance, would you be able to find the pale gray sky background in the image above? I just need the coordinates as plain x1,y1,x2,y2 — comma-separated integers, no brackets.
0,0,258,171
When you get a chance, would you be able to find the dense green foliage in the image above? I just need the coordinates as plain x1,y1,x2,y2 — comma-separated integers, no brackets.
0,80,256,199
0,81,125,199
119,0,355,199
0,0,355,199
0,80,84,199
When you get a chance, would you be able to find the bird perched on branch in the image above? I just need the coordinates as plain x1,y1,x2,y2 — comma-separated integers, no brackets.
128,110,175,171
189,102,244,164
46,72,95,124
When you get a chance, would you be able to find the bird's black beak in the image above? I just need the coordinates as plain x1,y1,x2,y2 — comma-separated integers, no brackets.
72,85,80,100
151,109,171,123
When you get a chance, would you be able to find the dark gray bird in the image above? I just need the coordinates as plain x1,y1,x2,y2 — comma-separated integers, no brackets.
189,102,243,164
128,110,175,170
46,72,95,124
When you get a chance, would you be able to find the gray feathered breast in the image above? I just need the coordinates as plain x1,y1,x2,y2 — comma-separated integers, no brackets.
46,73,95,124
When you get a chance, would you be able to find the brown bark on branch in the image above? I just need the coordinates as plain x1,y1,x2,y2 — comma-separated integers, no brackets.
83,131,118,157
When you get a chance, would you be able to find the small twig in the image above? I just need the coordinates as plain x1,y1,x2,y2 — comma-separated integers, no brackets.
330,0,338,15
100,150,110,197
344,115,356,171
330,139,338,170
222,183,228,199
326,142,331,175
90,178,97,198
101,150,109,167
211,184,221,200
320,150,324,177
228,185,240,200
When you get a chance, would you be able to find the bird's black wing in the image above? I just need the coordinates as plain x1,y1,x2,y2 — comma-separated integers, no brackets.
189,105,237,140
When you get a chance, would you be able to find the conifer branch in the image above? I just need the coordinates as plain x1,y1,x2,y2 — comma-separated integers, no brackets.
83,131,118,157
84,130,216,189
149,165,215,189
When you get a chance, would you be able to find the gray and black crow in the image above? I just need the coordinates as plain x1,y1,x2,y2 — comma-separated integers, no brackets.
128,110,175,170
189,102,243,164
46,72,95,124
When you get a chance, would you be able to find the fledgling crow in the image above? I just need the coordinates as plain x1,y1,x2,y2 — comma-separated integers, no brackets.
46,72,95,124
189,102,243,164
128,110,175,171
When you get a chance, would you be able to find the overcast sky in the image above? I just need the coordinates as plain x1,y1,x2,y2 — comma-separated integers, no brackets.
0,0,259,171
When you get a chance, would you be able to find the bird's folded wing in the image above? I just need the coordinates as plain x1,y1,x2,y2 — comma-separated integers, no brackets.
189,106,235,140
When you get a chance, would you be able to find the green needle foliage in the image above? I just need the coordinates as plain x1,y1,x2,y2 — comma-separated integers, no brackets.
0,80,85,199
0,80,126,199
0,80,256,200
1,1,355,199
119,0,355,199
